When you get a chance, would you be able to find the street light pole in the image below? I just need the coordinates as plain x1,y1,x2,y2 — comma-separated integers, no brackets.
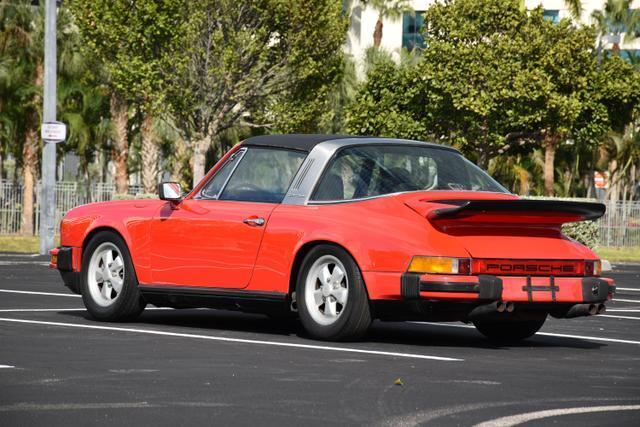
39,0,57,255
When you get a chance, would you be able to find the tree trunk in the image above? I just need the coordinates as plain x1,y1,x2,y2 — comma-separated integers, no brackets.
477,150,490,170
192,134,212,189
110,92,129,195
21,128,38,236
612,42,620,56
140,112,159,194
171,135,187,184
543,135,557,196
373,18,383,48
21,63,43,236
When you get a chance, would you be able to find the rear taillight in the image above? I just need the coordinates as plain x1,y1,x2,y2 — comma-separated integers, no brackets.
584,260,601,277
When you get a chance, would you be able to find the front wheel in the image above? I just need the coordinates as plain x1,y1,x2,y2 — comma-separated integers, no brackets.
81,230,146,321
296,245,371,341
473,315,547,342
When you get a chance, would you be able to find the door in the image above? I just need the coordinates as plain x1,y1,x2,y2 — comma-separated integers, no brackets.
150,146,307,288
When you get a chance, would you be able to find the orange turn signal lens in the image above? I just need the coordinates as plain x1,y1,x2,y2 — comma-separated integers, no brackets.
408,256,470,275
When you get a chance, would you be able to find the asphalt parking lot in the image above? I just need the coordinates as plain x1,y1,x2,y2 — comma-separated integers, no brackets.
0,253,639,426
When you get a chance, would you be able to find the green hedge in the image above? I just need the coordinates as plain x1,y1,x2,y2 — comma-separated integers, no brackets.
524,197,599,249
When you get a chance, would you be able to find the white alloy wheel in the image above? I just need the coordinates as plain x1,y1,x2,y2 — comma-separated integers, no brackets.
304,255,349,326
87,242,125,307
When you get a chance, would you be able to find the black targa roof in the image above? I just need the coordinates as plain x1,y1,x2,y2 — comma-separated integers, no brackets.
241,134,366,152
240,134,458,153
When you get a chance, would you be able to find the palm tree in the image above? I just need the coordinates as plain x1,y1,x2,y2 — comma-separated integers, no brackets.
563,0,583,20
0,1,98,234
0,1,46,235
592,0,640,56
362,0,413,48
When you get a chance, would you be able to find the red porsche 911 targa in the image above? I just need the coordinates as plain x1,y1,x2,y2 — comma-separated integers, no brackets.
51,135,614,341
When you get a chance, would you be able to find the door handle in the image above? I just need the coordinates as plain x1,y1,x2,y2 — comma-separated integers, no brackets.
243,217,265,227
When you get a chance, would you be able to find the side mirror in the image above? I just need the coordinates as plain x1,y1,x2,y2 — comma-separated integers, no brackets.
158,182,182,202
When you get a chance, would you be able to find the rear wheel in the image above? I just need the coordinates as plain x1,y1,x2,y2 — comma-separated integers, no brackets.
473,315,547,342
81,231,146,321
296,245,371,341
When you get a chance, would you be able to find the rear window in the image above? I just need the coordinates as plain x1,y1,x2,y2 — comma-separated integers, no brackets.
312,145,507,201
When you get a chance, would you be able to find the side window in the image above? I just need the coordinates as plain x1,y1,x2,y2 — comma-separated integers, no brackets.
199,149,245,199
219,148,306,203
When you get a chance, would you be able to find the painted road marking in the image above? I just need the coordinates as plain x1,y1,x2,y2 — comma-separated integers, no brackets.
616,288,640,292
0,308,173,313
0,261,49,266
0,289,80,298
0,317,463,362
600,314,640,321
0,253,40,257
473,404,640,427
612,298,640,303
607,308,640,312
412,322,640,346
0,365,15,369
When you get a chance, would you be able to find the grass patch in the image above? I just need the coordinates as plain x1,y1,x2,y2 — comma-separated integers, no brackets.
0,235,60,254
596,247,640,263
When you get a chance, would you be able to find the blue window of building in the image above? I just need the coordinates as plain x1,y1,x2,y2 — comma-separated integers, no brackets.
543,9,560,23
402,11,425,51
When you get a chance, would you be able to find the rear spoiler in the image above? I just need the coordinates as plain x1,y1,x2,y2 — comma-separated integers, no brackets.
428,199,605,225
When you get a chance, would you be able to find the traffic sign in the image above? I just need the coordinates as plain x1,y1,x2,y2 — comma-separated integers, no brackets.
41,121,66,143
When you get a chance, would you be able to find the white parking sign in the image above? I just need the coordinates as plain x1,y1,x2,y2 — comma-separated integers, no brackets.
41,121,67,143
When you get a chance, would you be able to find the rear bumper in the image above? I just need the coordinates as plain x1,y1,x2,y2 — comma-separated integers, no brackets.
400,273,615,304
50,246,82,295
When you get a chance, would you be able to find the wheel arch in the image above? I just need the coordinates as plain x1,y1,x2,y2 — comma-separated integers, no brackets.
288,240,369,300
82,226,129,256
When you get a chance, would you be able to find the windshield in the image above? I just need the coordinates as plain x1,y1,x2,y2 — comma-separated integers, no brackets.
312,145,508,201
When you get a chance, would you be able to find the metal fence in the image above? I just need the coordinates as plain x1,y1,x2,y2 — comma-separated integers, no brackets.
1,180,639,247
599,200,640,247
0,180,142,235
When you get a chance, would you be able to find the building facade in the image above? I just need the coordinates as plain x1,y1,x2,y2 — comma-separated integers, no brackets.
345,0,639,73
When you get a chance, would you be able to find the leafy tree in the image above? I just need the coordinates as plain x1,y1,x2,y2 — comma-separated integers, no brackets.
165,0,347,186
72,0,187,193
347,0,640,196
361,0,413,48
0,1,82,233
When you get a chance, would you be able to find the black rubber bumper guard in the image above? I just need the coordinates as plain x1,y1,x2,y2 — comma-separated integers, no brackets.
401,273,614,303
56,246,82,295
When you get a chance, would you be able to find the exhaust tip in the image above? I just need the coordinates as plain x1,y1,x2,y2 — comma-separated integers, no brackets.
505,302,515,313
588,304,598,316
496,302,507,313
597,304,606,315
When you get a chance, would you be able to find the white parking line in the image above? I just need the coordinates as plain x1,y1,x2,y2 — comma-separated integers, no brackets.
613,298,640,303
0,261,49,266
0,317,463,362
473,404,640,427
0,307,173,313
412,322,640,345
616,288,640,292
600,314,640,321
0,309,83,313
0,365,15,369
607,309,640,312
0,289,80,298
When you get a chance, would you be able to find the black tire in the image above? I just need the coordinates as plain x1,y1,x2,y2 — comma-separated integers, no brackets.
473,315,547,342
81,230,146,321
296,244,371,341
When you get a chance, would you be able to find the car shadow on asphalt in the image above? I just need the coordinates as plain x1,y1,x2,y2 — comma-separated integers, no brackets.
59,308,603,351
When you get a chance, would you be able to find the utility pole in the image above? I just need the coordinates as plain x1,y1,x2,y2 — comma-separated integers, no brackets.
39,0,57,255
